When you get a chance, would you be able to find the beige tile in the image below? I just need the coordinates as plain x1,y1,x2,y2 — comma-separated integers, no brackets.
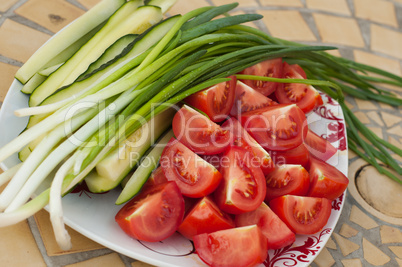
362,238,391,265
396,257,402,267
65,253,126,267
371,24,402,60
339,223,359,238
381,111,402,128
354,50,402,76
0,62,19,102
260,0,303,7
325,49,341,57
344,99,355,110
367,127,383,139
389,246,402,259
354,111,370,124
348,149,358,160
380,225,402,243
349,205,378,229
388,125,402,137
0,19,51,63
0,220,46,267
15,0,85,34
34,209,104,256
306,0,351,15
379,102,395,110
131,261,156,267
77,0,102,10
258,10,316,42
313,247,335,267
314,14,365,47
341,258,363,267
354,0,397,27
366,111,384,126
211,0,258,8
325,236,337,250
355,98,378,110
333,232,360,256
0,0,18,12
168,0,210,16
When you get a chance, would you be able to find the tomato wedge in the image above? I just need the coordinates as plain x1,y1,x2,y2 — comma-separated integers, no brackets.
172,105,231,155
275,62,323,113
222,117,275,175
265,164,310,202
269,195,332,235
230,81,277,117
115,181,184,242
269,143,310,169
144,167,167,188
160,138,223,198
184,76,237,122
235,202,295,250
239,58,283,96
194,225,267,267
178,196,235,240
308,156,349,200
304,129,337,161
240,104,308,151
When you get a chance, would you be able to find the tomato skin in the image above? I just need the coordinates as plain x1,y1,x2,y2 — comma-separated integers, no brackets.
172,105,231,155
269,195,332,235
308,156,349,200
144,167,167,188
160,138,223,198
304,129,337,161
215,146,266,214
275,62,323,113
235,202,295,250
230,81,277,117
265,164,310,202
269,143,310,169
239,103,308,151
194,225,267,267
240,58,283,96
115,181,184,242
184,76,237,122
178,196,235,240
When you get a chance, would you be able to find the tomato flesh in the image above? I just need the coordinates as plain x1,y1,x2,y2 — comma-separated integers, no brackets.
308,156,349,200
144,167,167,188
269,143,310,169
178,196,235,240
115,181,184,242
235,202,295,250
194,225,267,267
160,138,223,198
172,105,231,155
240,58,283,96
304,129,337,161
269,195,332,235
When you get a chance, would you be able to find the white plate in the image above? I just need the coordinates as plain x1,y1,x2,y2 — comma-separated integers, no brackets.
0,77,348,266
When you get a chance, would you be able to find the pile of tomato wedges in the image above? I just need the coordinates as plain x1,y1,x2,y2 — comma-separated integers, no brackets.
115,58,349,267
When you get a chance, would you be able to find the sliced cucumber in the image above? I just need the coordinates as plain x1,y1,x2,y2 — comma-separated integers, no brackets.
38,63,64,77
115,129,174,205
15,0,125,84
84,170,123,194
21,73,46,95
148,0,177,13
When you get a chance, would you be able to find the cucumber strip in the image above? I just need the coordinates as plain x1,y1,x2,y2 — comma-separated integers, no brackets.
20,73,46,95
38,63,64,76
148,0,176,13
115,129,174,205
15,0,125,84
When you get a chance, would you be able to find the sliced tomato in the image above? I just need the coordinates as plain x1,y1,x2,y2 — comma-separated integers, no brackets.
194,225,267,267
235,202,295,250
239,104,308,151
304,129,337,161
308,156,349,200
172,105,231,155
275,62,323,113
265,164,310,202
178,196,235,240
144,167,167,188
214,146,266,214
230,81,277,117
269,195,332,235
160,138,222,198
222,117,275,175
269,143,310,169
240,58,283,96
184,76,236,122
115,181,184,242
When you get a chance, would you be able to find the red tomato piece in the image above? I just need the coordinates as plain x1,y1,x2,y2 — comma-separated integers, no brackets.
240,58,283,96
304,129,337,161
275,62,323,113
214,146,266,214
222,117,275,175
230,81,277,117
269,143,310,169
160,138,223,198
178,196,235,240
308,156,349,200
239,103,308,151
144,167,167,188
265,164,310,202
269,195,332,235
115,181,184,242
172,105,231,155
235,202,295,250
184,76,237,122
194,225,267,267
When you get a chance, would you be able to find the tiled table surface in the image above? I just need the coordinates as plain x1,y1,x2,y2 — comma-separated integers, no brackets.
0,0,401,266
